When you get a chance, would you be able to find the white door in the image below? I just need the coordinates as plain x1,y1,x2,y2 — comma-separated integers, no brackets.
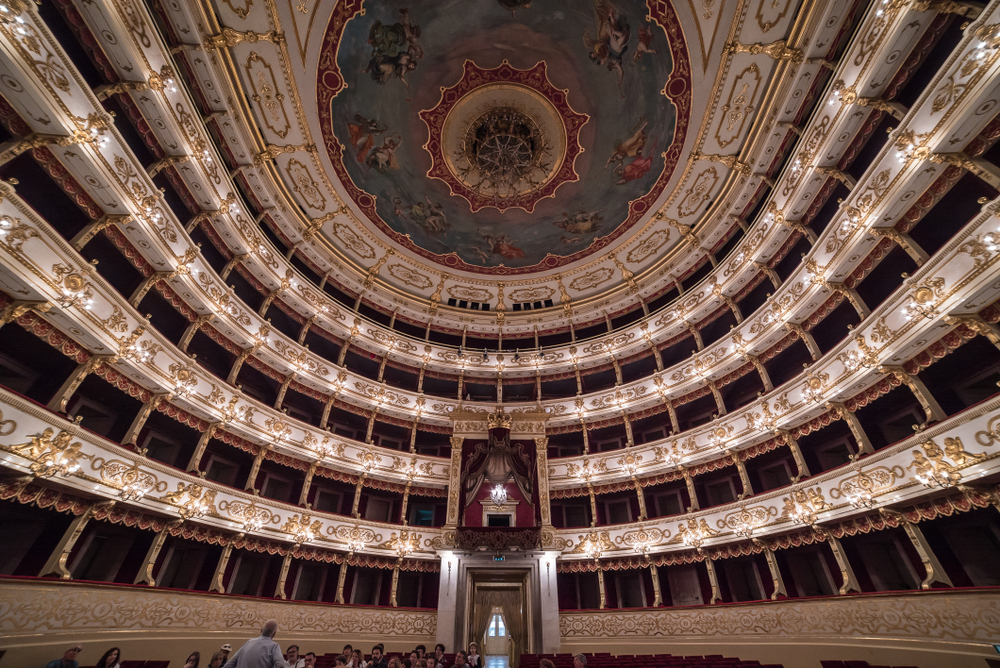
484,610,509,668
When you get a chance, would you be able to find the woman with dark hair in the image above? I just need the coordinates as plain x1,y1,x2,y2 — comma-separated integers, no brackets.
94,648,121,668
182,651,201,668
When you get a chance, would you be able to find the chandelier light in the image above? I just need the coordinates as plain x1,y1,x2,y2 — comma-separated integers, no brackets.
119,456,154,502
846,469,877,510
178,495,209,519
901,286,937,321
490,484,508,506
32,449,81,479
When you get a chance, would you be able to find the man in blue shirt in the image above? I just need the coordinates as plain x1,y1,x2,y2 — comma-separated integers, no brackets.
44,644,82,668
222,620,288,668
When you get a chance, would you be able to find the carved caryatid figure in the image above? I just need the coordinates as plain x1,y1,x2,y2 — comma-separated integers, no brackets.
943,436,986,466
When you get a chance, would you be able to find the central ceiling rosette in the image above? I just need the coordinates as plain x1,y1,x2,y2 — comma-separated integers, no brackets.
419,60,588,214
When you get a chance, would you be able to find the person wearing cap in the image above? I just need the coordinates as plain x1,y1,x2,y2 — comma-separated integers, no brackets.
45,644,83,668
221,644,233,661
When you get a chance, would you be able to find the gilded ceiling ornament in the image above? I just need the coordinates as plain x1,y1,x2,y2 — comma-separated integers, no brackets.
570,267,614,292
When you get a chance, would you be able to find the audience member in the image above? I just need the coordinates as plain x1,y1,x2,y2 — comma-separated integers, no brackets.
369,644,389,668
44,644,82,668
208,651,226,668
183,652,201,668
342,645,354,667
304,654,316,668
540,660,555,668
573,655,587,668
286,645,304,668
388,657,404,668
454,651,467,668
467,643,480,668
433,644,448,668
336,657,348,667
414,660,428,668
415,646,426,660
352,649,367,668
93,647,121,668
221,645,233,663
222,619,286,668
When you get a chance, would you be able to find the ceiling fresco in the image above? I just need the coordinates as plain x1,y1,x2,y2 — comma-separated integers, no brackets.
317,0,691,274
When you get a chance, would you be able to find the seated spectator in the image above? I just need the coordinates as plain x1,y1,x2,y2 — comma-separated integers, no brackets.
414,660,428,668
415,646,426,660
353,649,367,668
343,645,354,667
183,652,201,668
286,645,304,668
208,651,226,668
433,644,448,668
94,647,121,668
304,654,316,668
369,645,389,668
454,651,467,668
45,644,82,668
539,660,555,668
220,645,232,664
388,657,404,668
467,644,481,668
572,655,587,668
336,657,348,667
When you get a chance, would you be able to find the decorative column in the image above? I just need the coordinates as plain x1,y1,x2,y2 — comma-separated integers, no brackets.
753,261,781,290
457,369,465,400
745,354,773,392
826,402,875,456
228,345,257,384
785,322,821,362
259,288,281,316
595,560,607,610
885,510,954,589
69,214,130,251
777,429,811,479
879,365,948,425
704,558,722,604
351,475,366,518
0,300,49,331
39,501,114,579
47,355,112,413
723,295,743,323
219,253,247,281
123,393,170,446
400,482,412,524
667,403,680,434
649,562,663,606
445,436,464,530
209,540,237,593
580,418,591,454
944,315,1000,352
535,437,553,531
869,227,929,266
298,461,318,506
680,466,699,511
587,483,598,526
334,558,349,604
633,477,648,520
274,550,293,599
134,521,180,586
729,450,753,497
187,424,219,472
390,557,402,607
245,446,268,491
827,534,861,595
829,282,871,319
683,320,705,350
707,379,727,416
320,395,337,429
610,355,623,384
274,375,293,409
130,272,170,308
764,547,787,600
179,314,213,352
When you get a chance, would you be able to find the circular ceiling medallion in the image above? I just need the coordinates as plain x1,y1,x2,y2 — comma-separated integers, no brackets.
420,61,587,214
316,1,691,275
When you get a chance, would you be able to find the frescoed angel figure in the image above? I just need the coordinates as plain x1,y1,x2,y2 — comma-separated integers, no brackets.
364,8,423,89
346,113,387,163
583,0,630,96
554,209,605,235
607,117,647,168
631,23,657,65
477,228,526,261
365,133,402,174
615,138,657,185
394,196,449,235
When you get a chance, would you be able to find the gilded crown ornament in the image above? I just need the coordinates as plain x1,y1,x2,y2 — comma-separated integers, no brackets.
487,407,512,430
